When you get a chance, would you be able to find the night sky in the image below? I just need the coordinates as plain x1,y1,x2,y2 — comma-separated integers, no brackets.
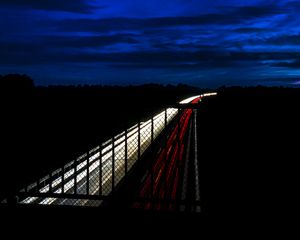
1,0,300,87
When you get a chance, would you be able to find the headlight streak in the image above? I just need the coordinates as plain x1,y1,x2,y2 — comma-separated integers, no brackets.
20,94,216,206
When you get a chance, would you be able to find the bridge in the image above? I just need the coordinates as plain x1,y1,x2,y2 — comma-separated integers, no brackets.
2,93,217,212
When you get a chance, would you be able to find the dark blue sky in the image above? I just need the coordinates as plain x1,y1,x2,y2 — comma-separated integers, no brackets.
1,0,300,87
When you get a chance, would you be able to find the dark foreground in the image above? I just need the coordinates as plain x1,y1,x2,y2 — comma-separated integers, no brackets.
1,81,299,235
0,76,199,200
198,87,298,233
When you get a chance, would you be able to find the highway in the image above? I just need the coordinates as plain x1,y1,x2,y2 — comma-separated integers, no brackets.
20,93,217,207
134,96,201,210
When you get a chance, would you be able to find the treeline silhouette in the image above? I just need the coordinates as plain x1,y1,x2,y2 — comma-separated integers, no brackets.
0,74,201,200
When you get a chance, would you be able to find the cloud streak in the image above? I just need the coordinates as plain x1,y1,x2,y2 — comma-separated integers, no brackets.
55,4,286,33
1,0,300,86
0,0,102,13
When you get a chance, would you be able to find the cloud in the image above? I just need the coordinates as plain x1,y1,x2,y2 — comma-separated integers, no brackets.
0,48,219,65
0,34,139,65
42,34,139,48
3,32,300,67
0,33,139,50
233,27,272,33
256,76,300,85
1,0,298,86
284,0,300,11
227,5,285,18
108,60,242,70
55,4,286,33
262,33,300,46
0,0,102,13
271,60,300,68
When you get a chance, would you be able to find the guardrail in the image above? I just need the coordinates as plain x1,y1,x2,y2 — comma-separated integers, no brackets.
2,93,217,212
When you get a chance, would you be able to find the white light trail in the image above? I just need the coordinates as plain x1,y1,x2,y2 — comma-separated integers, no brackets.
179,95,201,104
20,94,214,206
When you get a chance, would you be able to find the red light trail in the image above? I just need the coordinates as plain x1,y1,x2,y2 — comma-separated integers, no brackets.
135,96,201,210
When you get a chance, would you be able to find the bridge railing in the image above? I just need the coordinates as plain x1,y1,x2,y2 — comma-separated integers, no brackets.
1,94,215,212
5,108,175,202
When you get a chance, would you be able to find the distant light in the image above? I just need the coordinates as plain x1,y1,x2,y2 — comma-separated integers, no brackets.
179,93,217,105
179,95,201,104
201,92,218,97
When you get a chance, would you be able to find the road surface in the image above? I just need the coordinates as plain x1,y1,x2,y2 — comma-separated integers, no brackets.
19,93,217,207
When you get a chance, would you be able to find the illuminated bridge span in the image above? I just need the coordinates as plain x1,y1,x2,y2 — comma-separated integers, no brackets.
3,93,217,210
